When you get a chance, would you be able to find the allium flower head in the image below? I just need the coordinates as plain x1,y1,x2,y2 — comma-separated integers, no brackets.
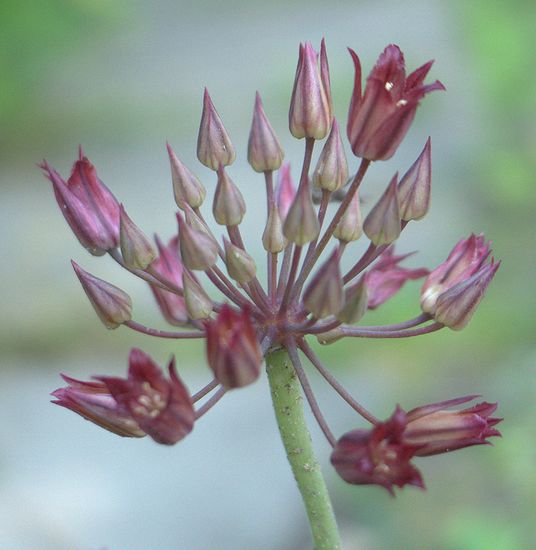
44,40,500,503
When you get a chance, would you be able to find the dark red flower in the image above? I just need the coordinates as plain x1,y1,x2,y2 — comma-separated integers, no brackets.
205,304,262,389
347,45,444,161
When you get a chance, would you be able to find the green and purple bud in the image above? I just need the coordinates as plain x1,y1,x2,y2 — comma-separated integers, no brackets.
333,190,363,243
205,305,262,389
223,238,257,284
363,174,401,246
276,162,297,221
41,153,120,255
398,138,432,221
312,119,348,192
182,270,213,320
119,205,157,270
303,249,344,319
166,143,206,209
336,276,368,324
283,184,320,245
197,89,236,170
262,204,287,253
213,165,246,227
248,92,284,172
347,45,444,161
177,212,218,271
72,260,132,329
289,40,332,139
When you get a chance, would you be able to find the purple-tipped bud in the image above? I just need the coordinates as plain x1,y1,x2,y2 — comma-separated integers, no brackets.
434,260,500,330
248,92,284,172
333,190,363,242
97,348,195,445
363,174,401,246
197,89,236,170
223,238,257,284
41,155,120,255
303,250,344,319
262,204,287,253
183,205,218,245
283,185,320,245
177,212,218,271
119,205,157,270
52,375,146,438
166,143,206,209
337,276,368,324
182,270,213,320
276,163,297,220
205,305,262,389
421,234,493,315
312,119,348,192
289,41,332,139
150,236,188,326
347,45,444,161
213,166,246,226
72,261,132,329
398,138,432,221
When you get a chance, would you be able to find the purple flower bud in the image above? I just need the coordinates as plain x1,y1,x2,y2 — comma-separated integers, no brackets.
347,45,444,161
248,92,284,172
433,260,500,330
41,153,120,255
71,260,132,329
149,236,189,326
197,88,236,170
205,305,262,389
312,119,349,192
421,234,492,315
177,212,218,271
283,185,320,245
98,348,195,445
262,204,287,253
363,174,401,246
182,270,213,320
223,238,257,284
365,248,428,309
398,138,432,221
213,166,246,226
52,375,146,438
166,143,206,209
303,249,344,319
333,190,363,243
276,163,297,221
119,205,157,270
289,40,332,140
337,276,368,324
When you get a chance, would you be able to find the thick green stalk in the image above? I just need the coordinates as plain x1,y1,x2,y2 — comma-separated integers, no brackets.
266,348,341,549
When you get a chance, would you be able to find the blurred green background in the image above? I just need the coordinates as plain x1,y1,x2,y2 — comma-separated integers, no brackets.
1,1,534,549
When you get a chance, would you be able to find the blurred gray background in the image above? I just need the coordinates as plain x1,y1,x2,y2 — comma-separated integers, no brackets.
1,0,535,548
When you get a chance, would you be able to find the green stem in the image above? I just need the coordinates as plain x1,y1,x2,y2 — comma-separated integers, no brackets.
266,348,341,550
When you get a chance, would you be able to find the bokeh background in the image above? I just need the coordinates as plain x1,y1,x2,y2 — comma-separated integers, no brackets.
1,1,535,549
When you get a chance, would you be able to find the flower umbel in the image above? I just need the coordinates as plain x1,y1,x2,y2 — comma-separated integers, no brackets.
44,39,501,548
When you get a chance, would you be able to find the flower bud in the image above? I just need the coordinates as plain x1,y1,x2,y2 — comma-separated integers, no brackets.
333,190,363,242
248,92,284,172
213,166,246,226
71,260,132,329
183,205,218,245
197,88,236,170
223,238,257,284
182,270,213,320
312,119,348,192
398,138,431,221
262,204,287,253
433,260,500,330
150,236,188,326
289,40,332,139
283,186,320,245
177,212,218,271
205,305,262,389
166,143,206,209
316,327,344,345
276,163,297,220
119,205,157,270
363,174,401,246
336,276,368,324
303,250,344,319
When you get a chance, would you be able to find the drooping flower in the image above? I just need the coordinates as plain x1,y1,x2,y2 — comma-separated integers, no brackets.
347,45,444,161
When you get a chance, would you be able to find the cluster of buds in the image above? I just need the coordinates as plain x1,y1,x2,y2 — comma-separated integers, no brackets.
43,40,501,491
